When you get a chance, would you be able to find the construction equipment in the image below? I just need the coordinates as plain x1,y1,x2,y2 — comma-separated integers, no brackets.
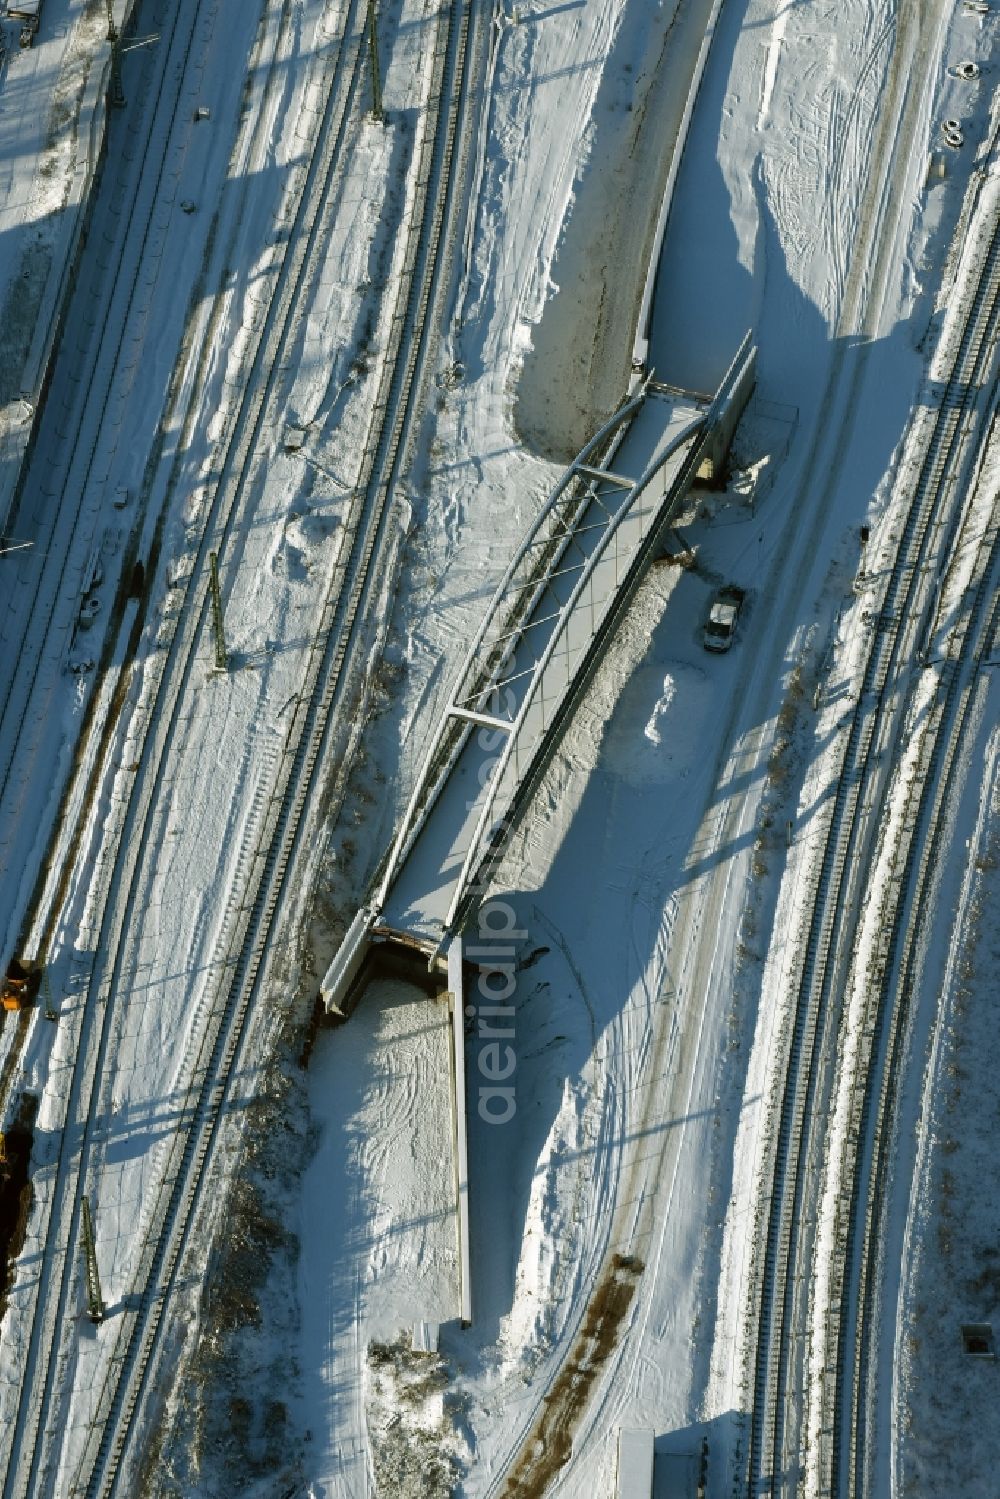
1,958,42,1012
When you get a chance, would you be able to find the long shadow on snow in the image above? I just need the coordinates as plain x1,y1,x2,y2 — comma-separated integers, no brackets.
448,82,932,1385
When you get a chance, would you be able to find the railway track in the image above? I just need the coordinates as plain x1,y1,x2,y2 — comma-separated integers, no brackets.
69,6,480,1484
0,0,315,1158
0,0,369,1489
0,0,344,1048
827,488,1000,1499
0,0,211,875
0,0,484,1490
745,189,1000,1498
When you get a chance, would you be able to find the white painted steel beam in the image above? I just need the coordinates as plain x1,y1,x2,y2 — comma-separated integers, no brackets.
574,462,636,489
447,706,513,734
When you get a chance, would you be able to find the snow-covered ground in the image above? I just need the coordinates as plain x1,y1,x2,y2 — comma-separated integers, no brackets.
0,0,119,525
0,0,406,1484
0,0,996,1488
894,721,1000,1498
297,981,460,1493
204,0,999,1489
317,0,999,1492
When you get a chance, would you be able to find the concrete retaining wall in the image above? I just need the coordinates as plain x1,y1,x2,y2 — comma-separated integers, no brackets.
448,935,472,1325
704,337,757,480
631,0,727,380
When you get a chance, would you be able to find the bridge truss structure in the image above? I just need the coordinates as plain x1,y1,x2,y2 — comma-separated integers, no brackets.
323,335,756,1010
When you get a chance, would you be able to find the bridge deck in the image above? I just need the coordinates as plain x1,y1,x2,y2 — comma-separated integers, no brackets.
379,392,704,949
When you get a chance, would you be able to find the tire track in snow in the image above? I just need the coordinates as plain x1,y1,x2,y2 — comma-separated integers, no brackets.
825,14,896,312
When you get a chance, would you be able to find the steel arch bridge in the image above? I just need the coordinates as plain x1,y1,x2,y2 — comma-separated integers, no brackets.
323,335,755,1011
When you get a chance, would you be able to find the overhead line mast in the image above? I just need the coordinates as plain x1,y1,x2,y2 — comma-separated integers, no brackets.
105,0,125,107
367,0,383,122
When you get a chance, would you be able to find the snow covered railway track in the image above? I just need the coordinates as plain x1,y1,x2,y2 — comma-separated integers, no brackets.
745,206,1000,1499
0,0,209,849
824,513,1000,1499
0,0,375,1491
57,0,480,1493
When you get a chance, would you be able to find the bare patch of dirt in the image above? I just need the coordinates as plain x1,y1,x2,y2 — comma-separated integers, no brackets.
499,1253,644,1498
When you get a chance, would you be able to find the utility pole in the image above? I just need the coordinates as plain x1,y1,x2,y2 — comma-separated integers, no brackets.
208,551,228,671
105,0,126,108
80,1197,105,1324
367,0,383,122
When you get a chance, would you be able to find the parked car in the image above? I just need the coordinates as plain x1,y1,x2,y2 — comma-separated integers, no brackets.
703,585,745,653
